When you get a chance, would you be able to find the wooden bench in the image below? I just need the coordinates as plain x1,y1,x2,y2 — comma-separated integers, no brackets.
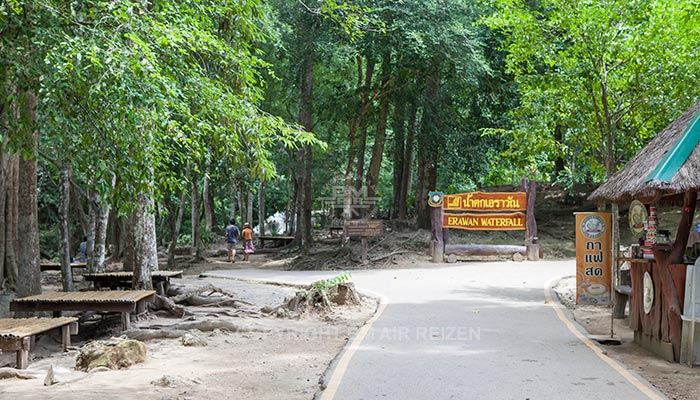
40,262,88,272
258,235,295,248
0,317,78,369
83,271,183,295
10,291,155,331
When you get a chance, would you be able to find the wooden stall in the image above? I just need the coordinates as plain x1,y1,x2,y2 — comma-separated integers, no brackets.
83,270,182,295
10,290,155,331
625,254,687,361
0,317,78,369
590,103,700,362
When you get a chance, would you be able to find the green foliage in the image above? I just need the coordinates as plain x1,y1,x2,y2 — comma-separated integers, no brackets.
2,0,321,217
483,0,700,180
308,271,352,297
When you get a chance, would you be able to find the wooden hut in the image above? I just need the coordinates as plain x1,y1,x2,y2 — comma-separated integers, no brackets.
590,103,700,362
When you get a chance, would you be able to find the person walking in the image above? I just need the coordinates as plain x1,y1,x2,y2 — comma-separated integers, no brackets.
225,219,240,263
241,222,255,262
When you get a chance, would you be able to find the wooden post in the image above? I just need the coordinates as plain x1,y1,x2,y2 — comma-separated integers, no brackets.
62,324,71,351
524,180,540,261
431,205,444,263
17,337,30,369
121,312,131,331
361,237,368,265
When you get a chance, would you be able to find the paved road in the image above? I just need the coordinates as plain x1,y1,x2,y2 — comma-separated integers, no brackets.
205,260,666,400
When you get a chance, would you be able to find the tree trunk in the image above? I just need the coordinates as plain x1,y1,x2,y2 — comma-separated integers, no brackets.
122,215,135,272
365,51,391,216
415,153,430,229
93,200,110,273
398,99,418,220
354,58,375,194
286,165,294,235
391,92,406,219
246,190,254,227
344,56,367,222
191,172,201,258
70,182,89,238
229,176,237,221
59,168,73,291
416,72,440,229
167,188,187,269
4,152,19,290
258,181,266,235
108,213,122,262
0,138,6,288
16,90,41,297
86,194,97,272
296,12,316,253
237,189,245,226
132,194,155,290
203,162,215,233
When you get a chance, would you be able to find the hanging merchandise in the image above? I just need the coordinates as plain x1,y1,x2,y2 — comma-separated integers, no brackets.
643,206,657,259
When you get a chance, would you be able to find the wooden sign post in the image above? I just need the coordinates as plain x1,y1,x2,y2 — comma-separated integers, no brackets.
345,220,385,265
428,189,534,262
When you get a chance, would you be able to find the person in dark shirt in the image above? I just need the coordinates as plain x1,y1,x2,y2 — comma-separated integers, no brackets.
225,219,240,263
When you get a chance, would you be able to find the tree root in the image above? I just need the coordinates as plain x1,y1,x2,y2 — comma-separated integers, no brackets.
144,320,270,333
53,367,110,386
124,329,190,341
149,294,191,318
0,367,41,380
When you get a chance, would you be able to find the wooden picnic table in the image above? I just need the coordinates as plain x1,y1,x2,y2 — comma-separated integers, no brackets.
258,235,295,248
10,290,155,331
83,270,183,295
0,317,79,369
40,261,87,272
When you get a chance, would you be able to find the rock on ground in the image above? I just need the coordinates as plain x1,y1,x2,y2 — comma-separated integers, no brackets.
76,337,147,371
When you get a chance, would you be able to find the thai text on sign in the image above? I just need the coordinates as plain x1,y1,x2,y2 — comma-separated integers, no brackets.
443,212,526,231
574,212,612,306
443,192,526,211
345,219,384,237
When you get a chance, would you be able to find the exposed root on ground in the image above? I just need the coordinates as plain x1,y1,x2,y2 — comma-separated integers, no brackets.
0,367,41,380
265,282,362,318
142,319,270,333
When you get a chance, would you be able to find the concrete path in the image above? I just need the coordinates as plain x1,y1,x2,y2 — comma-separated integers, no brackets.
204,260,666,400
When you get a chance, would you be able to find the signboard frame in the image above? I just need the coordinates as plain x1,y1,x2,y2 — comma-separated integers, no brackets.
575,212,612,305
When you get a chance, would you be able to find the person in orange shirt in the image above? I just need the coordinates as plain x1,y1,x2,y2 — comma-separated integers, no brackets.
241,222,255,262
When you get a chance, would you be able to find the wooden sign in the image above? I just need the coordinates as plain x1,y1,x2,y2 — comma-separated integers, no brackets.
345,219,384,237
575,212,612,305
444,192,526,211
443,212,526,231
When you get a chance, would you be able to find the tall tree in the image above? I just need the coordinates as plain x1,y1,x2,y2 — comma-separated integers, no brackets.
484,0,700,181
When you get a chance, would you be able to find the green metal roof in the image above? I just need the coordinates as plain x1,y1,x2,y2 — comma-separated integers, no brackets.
646,110,700,183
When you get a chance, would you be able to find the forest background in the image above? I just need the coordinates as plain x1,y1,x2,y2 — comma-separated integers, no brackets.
1,0,699,295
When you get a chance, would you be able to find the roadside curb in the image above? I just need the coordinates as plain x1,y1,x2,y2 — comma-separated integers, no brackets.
544,276,669,400
315,288,387,400
314,288,385,400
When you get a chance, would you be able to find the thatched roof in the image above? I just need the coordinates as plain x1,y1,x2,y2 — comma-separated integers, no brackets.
589,103,700,204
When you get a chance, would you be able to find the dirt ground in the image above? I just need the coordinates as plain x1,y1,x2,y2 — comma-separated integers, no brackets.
0,255,376,400
2,184,699,399
555,276,700,400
